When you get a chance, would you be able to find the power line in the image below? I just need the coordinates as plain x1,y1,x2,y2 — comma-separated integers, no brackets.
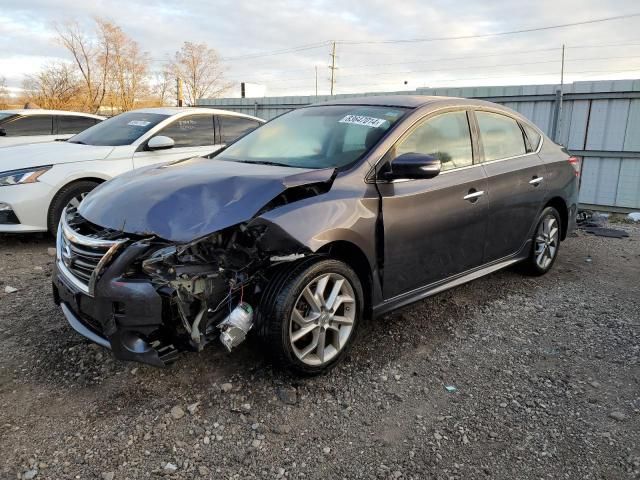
227,41,640,83
252,54,640,85
222,41,331,61
336,13,640,45
209,13,640,63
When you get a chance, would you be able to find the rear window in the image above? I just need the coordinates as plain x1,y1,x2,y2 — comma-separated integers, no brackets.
218,116,261,144
69,112,168,146
476,111,527,162
58,116,100,135
522,123,542,152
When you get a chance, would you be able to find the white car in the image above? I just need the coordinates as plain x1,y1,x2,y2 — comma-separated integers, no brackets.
0,109,104,147
0,107,264,234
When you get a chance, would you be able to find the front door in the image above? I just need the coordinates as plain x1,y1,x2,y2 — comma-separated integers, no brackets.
133,114,223,169
378,110,488,299
473,110,548,262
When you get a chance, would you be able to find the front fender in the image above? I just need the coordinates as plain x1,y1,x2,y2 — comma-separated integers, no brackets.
253,193,379,271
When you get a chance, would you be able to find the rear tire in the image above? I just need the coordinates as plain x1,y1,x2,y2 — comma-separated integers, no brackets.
255,258,363,375
521,206,561,276
47,180,99,235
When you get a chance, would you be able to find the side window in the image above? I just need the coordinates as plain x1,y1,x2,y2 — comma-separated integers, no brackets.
521,122,542,152
156,115,215,147
476,111,527,161
2,116,53,136
58,116,99,135
219,116,260,144
394,111,473,171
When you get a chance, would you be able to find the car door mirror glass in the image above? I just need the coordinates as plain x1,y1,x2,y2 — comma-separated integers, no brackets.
147,135,175,151
383,152,441,180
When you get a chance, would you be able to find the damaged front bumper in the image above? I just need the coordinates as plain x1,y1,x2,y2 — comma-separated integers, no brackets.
52,242,177,366
52,207,311,367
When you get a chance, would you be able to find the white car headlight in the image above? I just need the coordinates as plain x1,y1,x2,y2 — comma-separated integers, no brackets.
0,166,52,187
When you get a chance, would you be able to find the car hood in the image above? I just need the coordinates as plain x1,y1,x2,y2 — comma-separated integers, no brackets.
0,142,115,172
79,157,336,242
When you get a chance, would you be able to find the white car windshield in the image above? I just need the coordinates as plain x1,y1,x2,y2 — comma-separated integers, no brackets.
68,112,169,146
217,105,408,169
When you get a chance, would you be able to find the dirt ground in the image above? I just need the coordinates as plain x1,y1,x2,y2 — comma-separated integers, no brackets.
0,223,639,480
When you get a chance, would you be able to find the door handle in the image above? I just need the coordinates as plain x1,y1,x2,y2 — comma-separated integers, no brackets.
463,190,485,201
529,176,544,185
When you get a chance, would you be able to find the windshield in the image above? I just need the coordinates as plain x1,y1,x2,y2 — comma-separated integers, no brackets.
68,112,169,146
217,105,408,169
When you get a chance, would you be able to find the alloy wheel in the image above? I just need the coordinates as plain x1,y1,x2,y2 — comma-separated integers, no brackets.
534,214,559,270
289,272,356,366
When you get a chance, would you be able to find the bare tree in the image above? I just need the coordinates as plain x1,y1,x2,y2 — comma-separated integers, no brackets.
170,42,229,105
55,18,151,113
99,20,149,111
151,69,173,106
22,63,83,110
0,76,9,108
55,20,108,113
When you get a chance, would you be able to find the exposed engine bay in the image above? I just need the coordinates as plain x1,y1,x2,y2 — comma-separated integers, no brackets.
139,219,307,353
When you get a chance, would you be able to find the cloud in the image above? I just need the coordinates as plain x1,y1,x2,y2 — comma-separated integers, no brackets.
1,0,639,95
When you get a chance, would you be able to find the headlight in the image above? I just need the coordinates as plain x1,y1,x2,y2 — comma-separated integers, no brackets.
0,166,52,187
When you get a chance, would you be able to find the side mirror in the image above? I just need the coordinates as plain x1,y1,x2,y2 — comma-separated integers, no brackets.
382,152,441,180
0,128,6,137
147,135,175,151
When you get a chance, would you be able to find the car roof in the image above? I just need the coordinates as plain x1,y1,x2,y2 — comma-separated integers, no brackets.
312,95,537,126
131,107,264,122
0,109,105,119
313,95,518,111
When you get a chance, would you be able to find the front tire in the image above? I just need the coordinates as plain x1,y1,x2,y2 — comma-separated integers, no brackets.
47,180,99,235
256,258,363,375
521,206,561,276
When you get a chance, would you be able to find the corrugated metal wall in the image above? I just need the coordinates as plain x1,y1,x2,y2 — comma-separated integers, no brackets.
198,79,640,211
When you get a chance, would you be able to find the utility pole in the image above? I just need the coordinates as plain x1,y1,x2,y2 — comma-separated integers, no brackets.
315,66,318,97
329,41,337,96
556,44,566,142
176,77,184,107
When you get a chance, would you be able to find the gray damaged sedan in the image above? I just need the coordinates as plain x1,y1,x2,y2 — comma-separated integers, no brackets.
52,96,580,374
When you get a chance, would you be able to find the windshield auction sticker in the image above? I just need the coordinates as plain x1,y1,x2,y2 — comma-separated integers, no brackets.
339,115,387,128
128,120,151,127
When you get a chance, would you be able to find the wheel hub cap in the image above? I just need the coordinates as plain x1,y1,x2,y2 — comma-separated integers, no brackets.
534,214,559,269
289,272,356,366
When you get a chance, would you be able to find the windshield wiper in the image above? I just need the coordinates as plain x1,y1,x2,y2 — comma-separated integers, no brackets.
68,140,87,145
235,160,286,167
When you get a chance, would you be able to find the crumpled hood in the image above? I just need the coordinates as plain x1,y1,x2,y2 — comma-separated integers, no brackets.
79,157,335,242
0,141,115,172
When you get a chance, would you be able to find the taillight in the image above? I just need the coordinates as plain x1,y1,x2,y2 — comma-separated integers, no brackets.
568,156,581,177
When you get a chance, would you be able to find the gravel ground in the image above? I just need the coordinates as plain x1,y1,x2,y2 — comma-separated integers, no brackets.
0,223,639,480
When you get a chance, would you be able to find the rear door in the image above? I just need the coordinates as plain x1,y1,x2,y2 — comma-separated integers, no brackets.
0,115,55,146
473,110,547,262
133,114,222,169
378,109,488,299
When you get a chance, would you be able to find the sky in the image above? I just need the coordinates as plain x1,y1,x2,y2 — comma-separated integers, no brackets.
1,0,640,98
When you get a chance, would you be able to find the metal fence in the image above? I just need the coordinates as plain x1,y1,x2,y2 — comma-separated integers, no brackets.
199,79,640,211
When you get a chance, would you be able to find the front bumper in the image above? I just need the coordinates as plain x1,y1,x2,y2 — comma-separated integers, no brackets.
52,242,179,366
0,182,53,232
